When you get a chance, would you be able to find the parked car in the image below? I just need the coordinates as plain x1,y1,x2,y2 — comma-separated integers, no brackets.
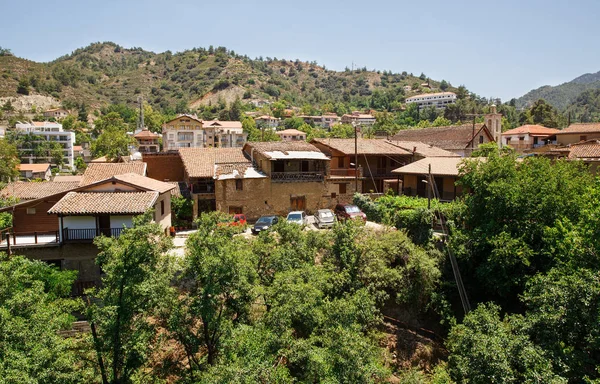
252,215,279,234
334,204,367,221
314,209,336,229
286,211,307,225
231,213,247,226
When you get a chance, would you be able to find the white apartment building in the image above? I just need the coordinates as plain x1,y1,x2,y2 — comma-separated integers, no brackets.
14,121,76,170
298,114,341,129
405,92,457,109
341,111,376,127
162,115,247,151
255,115,280,129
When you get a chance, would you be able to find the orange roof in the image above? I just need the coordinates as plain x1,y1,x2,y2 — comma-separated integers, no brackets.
134,129,160,139
202,120,243,130
276,129,306,136
80,163,147,186
18,163,51,173
48,191,159,215
555,123,600,135
73,145,83,152
502,125,560,136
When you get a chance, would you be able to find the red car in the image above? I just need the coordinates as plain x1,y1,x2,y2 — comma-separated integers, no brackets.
334,204,367,221
231,214,247,226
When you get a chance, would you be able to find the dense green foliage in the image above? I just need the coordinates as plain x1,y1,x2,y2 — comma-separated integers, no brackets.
0,254,94,383
0,138,19,182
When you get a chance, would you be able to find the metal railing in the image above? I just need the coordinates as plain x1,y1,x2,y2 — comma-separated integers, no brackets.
271,171,324,183
62,227,124,242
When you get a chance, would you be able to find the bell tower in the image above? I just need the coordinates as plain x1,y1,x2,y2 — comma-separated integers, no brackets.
485,105,502,146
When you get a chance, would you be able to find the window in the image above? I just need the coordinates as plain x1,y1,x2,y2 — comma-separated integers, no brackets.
506,137,511,144
161,200,165,216
235,179,243,191
26,207,36,215
339,183,347,194
519,136,525,141
479,135,484,144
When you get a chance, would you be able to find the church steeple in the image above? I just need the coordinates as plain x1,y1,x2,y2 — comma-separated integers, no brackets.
485,105,502,146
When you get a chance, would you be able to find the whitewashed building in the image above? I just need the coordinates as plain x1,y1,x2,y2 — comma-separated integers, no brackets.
405,92,457,109
14,121,76,170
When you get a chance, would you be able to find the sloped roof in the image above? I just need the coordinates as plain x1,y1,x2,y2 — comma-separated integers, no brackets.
0,181,80,201
502,125,560,136
164,114,203,125
276,129,306,136
554,123,600,135
48,192,158,215
80,163,147,186
244,141,329,160
392,157,467,176
215,163,267,180
53,175,83,182
390,124,492,150
18,163,51,173
202,120,243,129
312,138,411,156
134,129,160,139
386,140,460,157
179,147,250,178
111,173,175,194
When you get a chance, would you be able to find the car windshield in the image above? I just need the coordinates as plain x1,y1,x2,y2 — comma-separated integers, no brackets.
319,211,334,218
288,213,302,220
345,206,360,213
256,217,272,224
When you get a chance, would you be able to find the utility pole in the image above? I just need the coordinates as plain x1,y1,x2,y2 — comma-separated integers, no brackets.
138,96,144,130
427,163,431,210
352,122,359,192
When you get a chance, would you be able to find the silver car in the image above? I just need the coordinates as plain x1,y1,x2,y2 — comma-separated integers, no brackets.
314,209,336,229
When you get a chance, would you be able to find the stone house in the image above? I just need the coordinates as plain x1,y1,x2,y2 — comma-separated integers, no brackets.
548,123,600,146
275,129,307,141
18,163,52,180
501,125,560,151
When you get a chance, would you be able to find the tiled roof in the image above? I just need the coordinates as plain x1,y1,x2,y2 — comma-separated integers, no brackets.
502,125,560,136
202,120,243,129
555,123,600,135
312,138,412,156
134,129,160,138
179,148,249,178
547,140,600,159
112,173,175,194
276,129,306,135
0,181,80,201
164,114,203,125
386,140,460,157
48,192,158,215
244,141,329,160
73,145,83,152
215,163,266,180
392,157,468,176
18,163,51,172
80,163,147,186
390,124,490,150
53,175,83,182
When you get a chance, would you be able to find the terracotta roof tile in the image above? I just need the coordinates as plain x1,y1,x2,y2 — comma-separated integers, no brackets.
80,163,147,186
48,192,158,215
276,129,306,136
133,129,160,138
390,124,491,150
18,163,51,172
202,120,243,130
502,125,560,136
386,140,460,157
392,157,478,176
112,173,175,194
555,123,600,135
312,138,412,156
0,181,79,200
244,141,329,160
179,148,249,178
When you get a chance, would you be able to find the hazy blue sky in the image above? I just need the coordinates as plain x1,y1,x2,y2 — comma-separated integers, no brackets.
1,0,598,100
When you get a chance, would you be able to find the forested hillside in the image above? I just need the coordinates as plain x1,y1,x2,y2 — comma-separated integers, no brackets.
0,42,456,114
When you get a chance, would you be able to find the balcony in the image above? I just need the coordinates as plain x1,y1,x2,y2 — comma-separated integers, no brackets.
329,168,363,178
0,229,60,249
271,171,324,183
62,227,124,242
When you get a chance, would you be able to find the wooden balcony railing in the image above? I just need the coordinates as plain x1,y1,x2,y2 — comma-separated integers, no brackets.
271,171,324,183
62,227,124,242
329,168,363,177
0,229,60,247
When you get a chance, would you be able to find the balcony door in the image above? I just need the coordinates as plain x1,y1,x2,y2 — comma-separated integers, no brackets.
98,215,111,236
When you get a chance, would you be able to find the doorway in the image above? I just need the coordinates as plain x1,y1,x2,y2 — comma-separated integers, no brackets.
290,195,306,211
98,215,111,236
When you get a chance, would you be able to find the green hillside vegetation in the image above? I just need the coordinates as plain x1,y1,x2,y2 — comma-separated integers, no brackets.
564,88,600,122
516,70,600,111
0,42,457,115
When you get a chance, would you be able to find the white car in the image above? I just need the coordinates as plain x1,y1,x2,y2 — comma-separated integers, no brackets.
286,211,307,225
314,209,336,229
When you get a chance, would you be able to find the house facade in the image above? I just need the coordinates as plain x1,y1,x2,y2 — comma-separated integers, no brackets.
549,123,600,146
162,115,247,150
254,115,280,129
341,112,376,127
311,138,412,193
405,92,457,109
275,129,307,141
18,163,52,180
392,157,466,201
43,108,70,119
501,125,560,151
134,128,160,153
14,121,76,169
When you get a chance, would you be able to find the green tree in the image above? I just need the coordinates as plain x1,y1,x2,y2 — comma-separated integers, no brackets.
87,212,174,384
0,138,19,182
439,80,449,91
167,212,257,375
78,102,88,122
0,254,94,383
447,303,564,383
16,78,30,95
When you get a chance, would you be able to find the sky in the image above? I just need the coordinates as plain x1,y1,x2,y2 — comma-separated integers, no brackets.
1,0,599,101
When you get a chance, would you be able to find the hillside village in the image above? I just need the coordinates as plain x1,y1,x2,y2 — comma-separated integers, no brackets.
2,42,600,383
